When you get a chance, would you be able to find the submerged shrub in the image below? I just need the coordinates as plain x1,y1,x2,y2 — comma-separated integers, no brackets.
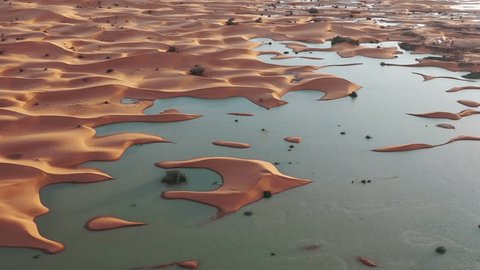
331,36,359,46
435,246,446,254
161,170,187,185
189,64,205,76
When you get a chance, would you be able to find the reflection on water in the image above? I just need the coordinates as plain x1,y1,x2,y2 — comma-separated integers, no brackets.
1,38,480,270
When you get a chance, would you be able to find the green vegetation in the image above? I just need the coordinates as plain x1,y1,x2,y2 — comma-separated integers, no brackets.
189,64,205,76
166,46,178,52
331,36,359,46
398,42,417,51
462,72,480,79
161,170,187,185
226,18,237,25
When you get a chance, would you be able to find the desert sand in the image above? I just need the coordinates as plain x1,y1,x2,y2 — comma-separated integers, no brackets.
156,157,311,216
85,216,145,231
1,0,480,265
212,140,251,148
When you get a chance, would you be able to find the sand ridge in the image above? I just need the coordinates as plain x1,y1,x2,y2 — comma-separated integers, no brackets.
373,135,480,152
85,216,145,231
156,157,311,216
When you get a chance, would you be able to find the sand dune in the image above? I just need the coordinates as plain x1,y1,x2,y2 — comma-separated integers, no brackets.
156,157,311,216
1,0,480,255
85,216,145,231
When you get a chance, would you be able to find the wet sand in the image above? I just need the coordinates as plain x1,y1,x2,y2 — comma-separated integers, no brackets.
1,0,480,266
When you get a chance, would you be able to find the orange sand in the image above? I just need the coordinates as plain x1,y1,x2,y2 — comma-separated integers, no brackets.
85,216,145,231
1,0,480,254
412,72,473,82
436,123,455,130
408,110,480,120
212,141,251,149
373,136,480,152
357,256,377,267
156,157,311,216
284,136,302,143
457,100,480,108
447,86,480,93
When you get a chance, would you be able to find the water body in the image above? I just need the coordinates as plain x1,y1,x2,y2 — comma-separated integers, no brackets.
1,39,480,270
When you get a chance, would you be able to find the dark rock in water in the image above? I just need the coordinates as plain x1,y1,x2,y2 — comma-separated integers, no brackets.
361,180,366,184
289,145,294,149
349,92,358,98
365,135,372,139
33,254,40,259
435,246,446,254
380,62,386,66
162,170,187,185
263,191,272,198
340,131,346,135
270,252,276,256
243,211,253,216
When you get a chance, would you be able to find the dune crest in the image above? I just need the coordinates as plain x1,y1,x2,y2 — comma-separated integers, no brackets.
156,157,311,216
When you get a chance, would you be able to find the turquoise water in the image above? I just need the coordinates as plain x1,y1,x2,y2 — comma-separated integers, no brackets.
1,39,480,269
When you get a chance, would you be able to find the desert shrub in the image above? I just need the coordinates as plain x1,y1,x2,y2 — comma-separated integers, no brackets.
331,36,359,46
462,72,480,79
161,170,187,185
398,42,417,51
226,18,237,25
189,64,205,76
308,8,319,14
166,46,178,52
